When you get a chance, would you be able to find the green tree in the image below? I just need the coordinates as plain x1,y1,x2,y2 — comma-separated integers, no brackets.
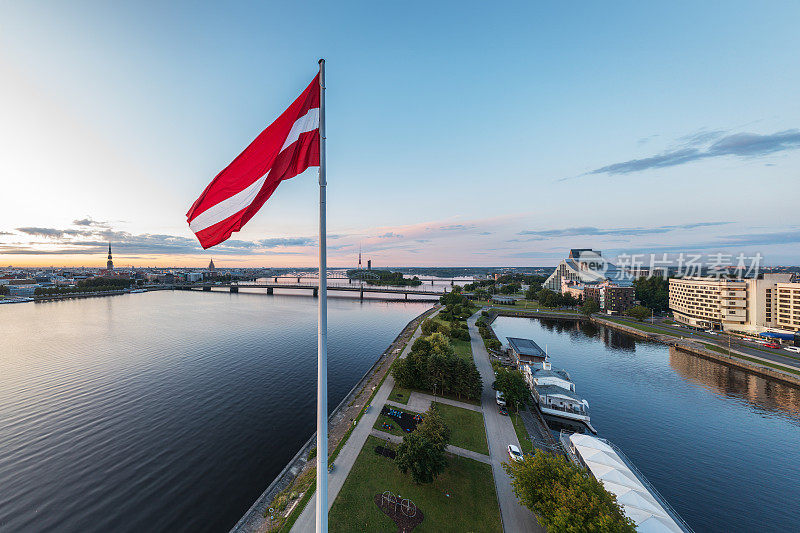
417,404,451,446
474,287,490,301
494,368,529,411
633,276,669,312
625,305,652,321
504,450,636,533
580,298,600,316
395,432,448,484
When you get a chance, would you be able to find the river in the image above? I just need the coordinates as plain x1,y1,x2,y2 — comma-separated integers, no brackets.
491,316,800,533
0,290,430,532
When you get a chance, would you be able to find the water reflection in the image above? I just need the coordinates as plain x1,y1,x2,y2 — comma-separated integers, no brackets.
669,347,800,418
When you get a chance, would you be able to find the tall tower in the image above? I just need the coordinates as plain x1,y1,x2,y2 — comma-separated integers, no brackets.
106,243,114,271
208,258,216,271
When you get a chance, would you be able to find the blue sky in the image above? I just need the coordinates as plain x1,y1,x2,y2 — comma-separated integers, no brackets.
1,1,799,267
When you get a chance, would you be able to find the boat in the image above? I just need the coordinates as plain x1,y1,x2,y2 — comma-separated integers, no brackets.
0,297,34,304
129,289,147,294
523,361,596,433
561,432,693,532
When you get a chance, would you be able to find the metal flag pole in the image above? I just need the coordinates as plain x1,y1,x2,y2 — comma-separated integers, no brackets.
316,58,328,533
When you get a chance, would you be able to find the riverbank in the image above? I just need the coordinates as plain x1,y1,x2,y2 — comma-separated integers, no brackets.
231,303,439,533
482,307,800,388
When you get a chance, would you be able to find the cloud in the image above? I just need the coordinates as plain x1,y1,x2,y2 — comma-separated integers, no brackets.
0,231,13,236
479,231,493,236
16,227,66,238
377,232,403,239
258,237,315,248
439,224,476,231
587,129,800,176
72,217,109,227
518,222,730,238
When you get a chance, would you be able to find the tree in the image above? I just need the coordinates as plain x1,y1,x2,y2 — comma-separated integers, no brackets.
417,404,451,446
504,450,636,533
494,368,529,411
633,276,669,312
625,305,652,321
420,319,440,336
474,287,490,301
580,298,600,316
395,432,448,484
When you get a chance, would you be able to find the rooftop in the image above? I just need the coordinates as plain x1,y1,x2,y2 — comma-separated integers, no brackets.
506,337,546,358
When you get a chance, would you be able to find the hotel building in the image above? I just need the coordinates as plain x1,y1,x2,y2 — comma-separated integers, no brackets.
669,274,800,333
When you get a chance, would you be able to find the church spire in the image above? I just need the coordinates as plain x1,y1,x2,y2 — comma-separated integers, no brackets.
106,243,114,271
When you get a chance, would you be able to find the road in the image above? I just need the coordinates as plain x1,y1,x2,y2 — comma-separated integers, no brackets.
467,314,544,533
608,315,800,370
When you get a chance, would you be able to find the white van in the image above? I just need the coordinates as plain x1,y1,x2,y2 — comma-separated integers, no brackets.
496,391,506,407
784,346,800,354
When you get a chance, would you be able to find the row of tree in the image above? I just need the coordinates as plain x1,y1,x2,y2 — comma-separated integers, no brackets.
34,277,135,296
476,314,502,351
392,332,482,401
346,269,422,287
421,318,470,341
532,288,579,308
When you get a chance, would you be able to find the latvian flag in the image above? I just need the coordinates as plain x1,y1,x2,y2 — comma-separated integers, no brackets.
187,73,320,249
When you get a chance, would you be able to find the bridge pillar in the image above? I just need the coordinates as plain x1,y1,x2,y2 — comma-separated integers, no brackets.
349,278,352,284
451,280,454,286
360,288,364,301
431,279,434,285
405,293,408,301
203,286,211,292
297,277,301,282
313,287,318,297
274,277,278,282
230,286,238,293
267,287,273,295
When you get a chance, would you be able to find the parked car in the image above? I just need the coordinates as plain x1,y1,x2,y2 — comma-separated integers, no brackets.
705,330,718,335
764,343,780,349
784,346,800,353
498,405,508,416
507,444,523,462
496,390,506,407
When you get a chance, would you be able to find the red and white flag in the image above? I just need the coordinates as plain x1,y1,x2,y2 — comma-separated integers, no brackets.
187,73,320,249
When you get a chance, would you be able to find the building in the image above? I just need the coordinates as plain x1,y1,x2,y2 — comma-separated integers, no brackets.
186,272,203,283
208,258,215,272
544,249,632,292
490,295,515,305
506,337,547,366
106,243,114,271
584,281,636,314
669,274,800,333
776,282,800,331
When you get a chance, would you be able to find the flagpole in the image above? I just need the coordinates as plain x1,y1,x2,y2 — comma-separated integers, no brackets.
316,58,328,533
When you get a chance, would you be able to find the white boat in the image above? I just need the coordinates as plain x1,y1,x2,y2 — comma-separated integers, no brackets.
562,432,693,532
129,289,147,294
523,361,595,431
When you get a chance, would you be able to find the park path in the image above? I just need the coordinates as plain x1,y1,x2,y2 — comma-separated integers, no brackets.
385,390,482,414
370,429,491,464
289,311,435,532
468,314,544,533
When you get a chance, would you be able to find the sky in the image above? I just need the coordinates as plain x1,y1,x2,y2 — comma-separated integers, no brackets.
1,1,799,268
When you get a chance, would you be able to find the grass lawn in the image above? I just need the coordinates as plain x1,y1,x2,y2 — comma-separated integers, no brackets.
373,404,421,437
510,411,532,453
329,436,502,533
451,337,473,361
600,317,665,334
388,383,411,404
432,402,489,455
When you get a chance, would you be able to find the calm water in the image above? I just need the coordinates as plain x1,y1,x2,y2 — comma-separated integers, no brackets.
492,317,800,533
0,291,430,532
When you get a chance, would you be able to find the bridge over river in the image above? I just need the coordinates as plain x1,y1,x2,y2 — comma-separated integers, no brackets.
177,279,452,301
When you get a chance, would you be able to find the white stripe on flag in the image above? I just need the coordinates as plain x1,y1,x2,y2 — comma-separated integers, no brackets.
281,108,319,152
189,172,269,233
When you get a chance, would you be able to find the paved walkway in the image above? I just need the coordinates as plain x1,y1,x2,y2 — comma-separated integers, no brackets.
468,314,543,533
385,390,482,414
370,428,491,464
289,313,433,532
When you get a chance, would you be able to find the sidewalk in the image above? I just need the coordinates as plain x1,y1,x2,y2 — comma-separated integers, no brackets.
386,390,482,414
370,428,491,464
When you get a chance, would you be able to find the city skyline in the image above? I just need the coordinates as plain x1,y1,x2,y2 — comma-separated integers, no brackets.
2,1,800,267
